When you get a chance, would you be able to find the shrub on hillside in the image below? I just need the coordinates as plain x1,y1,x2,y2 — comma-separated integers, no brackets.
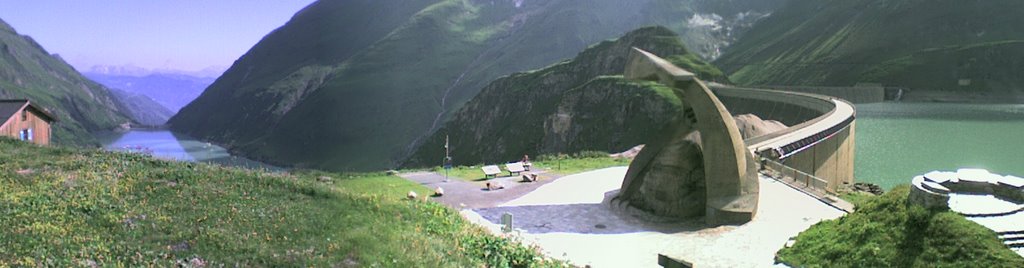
536,151,610,161
776,186,1024,267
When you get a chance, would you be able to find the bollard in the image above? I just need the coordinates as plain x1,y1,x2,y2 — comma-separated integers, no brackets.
501,212,513,233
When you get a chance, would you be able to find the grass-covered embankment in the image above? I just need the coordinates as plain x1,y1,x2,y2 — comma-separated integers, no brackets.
0,138,562,267
435,151,631,181
777,186,1023,267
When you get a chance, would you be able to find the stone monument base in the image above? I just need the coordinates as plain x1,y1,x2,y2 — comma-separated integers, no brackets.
706,195,758,226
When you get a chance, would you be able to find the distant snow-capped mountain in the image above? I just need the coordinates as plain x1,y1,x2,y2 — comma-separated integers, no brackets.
87,65,227,78
85,68,217,113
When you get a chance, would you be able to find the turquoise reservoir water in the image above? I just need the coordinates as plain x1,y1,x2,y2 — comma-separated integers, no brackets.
98,130,278,171
854,103,1024,189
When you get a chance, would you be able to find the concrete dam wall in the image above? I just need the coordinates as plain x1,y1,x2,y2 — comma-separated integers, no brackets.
713,85,858,193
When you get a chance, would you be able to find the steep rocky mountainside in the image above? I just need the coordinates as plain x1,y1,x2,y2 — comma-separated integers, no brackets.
403,27,728,167
715,0,1024,102
169,0,785,171
0,19,132,145
106,88,174,126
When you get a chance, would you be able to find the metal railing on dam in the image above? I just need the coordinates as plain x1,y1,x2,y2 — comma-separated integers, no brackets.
711,85,858,194
761,158,831,197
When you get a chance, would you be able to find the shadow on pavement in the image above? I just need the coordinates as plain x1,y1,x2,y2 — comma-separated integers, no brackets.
473,198,707,235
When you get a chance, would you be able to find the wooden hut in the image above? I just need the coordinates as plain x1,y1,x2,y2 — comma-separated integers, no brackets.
0,99,56,145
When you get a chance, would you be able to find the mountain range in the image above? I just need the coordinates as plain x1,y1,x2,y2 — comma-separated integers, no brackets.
8,0,1020,161
87,64,226,79
169,0,786,171
85,71,215,113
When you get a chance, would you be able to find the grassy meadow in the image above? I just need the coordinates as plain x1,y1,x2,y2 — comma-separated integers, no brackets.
0,138,563,267
433,152,631,181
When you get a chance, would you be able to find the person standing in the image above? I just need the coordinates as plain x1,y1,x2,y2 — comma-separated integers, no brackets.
521,154,531,171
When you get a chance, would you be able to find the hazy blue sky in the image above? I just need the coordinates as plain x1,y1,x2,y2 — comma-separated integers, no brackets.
0,0,316,72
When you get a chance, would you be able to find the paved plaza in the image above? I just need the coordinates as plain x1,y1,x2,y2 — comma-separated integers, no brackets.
456,167,847,267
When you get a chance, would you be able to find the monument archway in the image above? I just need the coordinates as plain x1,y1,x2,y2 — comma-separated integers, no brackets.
614,48,759,226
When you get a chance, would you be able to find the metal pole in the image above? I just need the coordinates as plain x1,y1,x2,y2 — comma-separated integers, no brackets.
444,135,450,182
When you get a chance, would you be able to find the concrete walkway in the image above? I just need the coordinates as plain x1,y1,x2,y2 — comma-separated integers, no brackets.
761,169,857,213
462,167,847,267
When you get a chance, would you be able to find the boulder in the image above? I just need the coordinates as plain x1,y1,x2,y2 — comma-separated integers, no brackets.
618,119,706,218
853,182,885,195
734,114,787,139
610,144,646,159
486,182,505,191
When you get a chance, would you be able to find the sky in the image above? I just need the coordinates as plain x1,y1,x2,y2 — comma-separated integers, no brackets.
0,0,316,72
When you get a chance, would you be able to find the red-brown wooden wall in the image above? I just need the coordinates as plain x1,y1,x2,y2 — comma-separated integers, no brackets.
0,107,52,145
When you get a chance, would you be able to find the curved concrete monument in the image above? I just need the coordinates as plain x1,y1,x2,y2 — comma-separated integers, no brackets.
616,48,759,226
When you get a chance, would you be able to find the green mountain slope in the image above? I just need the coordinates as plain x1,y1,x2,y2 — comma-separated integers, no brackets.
170,0,784,171
0,19,132,145
860,41,1024,101
715,0,1024,101
404,27,726,167
107,88,174,126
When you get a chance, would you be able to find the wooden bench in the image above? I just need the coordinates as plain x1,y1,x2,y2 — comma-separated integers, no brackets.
506,162,526,176
481,165,501,178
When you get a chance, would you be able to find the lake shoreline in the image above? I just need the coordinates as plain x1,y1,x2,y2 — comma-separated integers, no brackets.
96,129,283,171
900,89,1024,104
